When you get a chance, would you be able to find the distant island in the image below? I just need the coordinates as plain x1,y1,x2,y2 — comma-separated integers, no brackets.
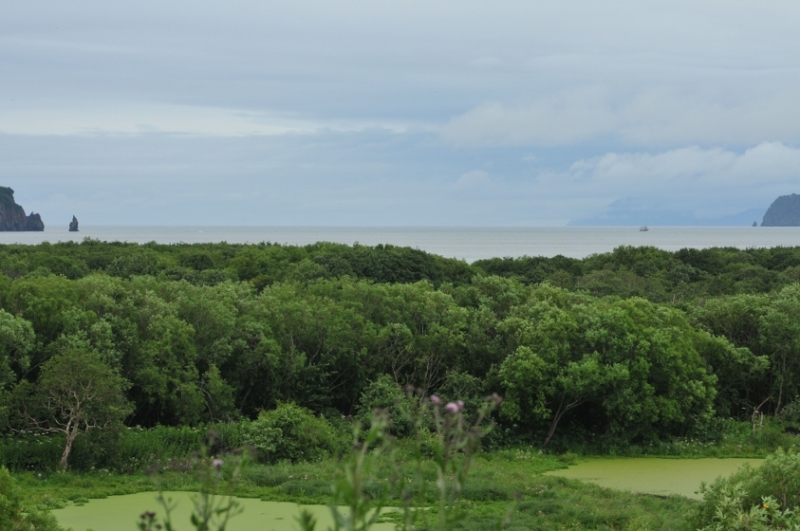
762,193,800,226
0,187,44,231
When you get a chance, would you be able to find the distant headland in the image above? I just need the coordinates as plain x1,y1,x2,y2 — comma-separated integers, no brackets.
762,194,800,226
0,187,44,231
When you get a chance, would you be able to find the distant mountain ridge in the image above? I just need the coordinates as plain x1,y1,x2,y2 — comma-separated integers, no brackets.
0,187,44,231
570,197,766,226
762,194,800,226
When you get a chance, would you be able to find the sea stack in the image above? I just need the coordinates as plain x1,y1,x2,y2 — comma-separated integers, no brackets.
69,215,79,232
0,187,44,231
762,194,800,226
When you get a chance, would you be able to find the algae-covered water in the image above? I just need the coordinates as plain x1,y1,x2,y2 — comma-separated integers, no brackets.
52,459,762,529
545,457,762,499
52,491,396,531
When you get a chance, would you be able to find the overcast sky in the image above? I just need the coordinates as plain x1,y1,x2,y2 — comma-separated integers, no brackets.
2,1,800,226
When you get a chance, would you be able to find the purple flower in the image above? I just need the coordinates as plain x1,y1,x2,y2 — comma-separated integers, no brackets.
212,459,223,469
457,400,465,410
430,395,442,405
445,402,459,414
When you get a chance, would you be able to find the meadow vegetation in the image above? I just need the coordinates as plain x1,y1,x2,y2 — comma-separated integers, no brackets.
0,240,800,529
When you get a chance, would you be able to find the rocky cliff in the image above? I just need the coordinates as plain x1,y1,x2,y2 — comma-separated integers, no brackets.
0,187,44,231
762,194,800,227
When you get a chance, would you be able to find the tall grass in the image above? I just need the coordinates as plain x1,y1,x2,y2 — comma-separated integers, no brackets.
0,423,247,472
542,419,800,458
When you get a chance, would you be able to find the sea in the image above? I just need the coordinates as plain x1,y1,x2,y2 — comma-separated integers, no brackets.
2,226,800,263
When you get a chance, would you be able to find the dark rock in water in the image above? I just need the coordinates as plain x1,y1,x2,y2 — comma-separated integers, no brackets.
752,221,757,227
762,194,800,226
69,215,79,232
0,187,44,231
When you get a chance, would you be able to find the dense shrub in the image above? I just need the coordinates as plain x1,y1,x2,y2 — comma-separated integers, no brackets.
0,466,62,530
0,423,246,472
693,449,800,529
356,375,414,436
242,403,345,463
0,435,62,471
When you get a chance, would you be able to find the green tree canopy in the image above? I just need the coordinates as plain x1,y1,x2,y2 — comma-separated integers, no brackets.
10,349,132,469
499,287,718,446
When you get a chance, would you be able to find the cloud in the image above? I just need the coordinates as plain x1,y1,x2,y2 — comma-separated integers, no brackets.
3,127,797,227
568,142,800,188
557,142,800,221
470,57,504,69
4,1,800,226
441,90,800,148
455,170,492,189
0,104,418,136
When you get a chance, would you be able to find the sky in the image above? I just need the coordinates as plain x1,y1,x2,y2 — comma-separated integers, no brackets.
2,1,800,226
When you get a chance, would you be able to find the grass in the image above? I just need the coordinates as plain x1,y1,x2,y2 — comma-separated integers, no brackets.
15,449,701,531
9,418,798,531
544,419,800,459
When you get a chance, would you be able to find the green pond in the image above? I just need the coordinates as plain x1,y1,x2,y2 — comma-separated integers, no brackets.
545,457,763,499
51,459,764,529
52,491,396,531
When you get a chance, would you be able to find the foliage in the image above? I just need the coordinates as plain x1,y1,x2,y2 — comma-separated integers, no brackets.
0,466,62,531
297,394,513,531
137,434,247,531
7,349,132,469
399,394,511,531
498,288,718,446
356,375,413,436
696,486,800,531
691,285,800,418
0,309,34,390
242,403,345,463
298,410,393,531
9,449,696,531
2,239,800,459
693,449,800,529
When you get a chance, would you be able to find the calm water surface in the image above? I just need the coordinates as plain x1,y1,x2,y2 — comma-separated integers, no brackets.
2,226,800,262
546,457,761,499
52,491,395,531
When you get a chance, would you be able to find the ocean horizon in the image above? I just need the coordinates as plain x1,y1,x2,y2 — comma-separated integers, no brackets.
1,225,799,263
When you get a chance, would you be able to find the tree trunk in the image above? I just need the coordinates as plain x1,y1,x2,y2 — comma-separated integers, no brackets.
542,408,566,447
776,353,786,416
59,427,78,471
542,396,582,447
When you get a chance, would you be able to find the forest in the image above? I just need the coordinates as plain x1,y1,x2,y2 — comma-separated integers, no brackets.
1,239,800,530
1,241,798,430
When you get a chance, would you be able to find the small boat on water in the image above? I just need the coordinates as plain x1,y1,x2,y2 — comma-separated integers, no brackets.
639,226,649,232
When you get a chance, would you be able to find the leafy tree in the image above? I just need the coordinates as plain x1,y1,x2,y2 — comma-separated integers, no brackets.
242,402,343,463
499,287,717,446
0,310,34,389
760,285,800,415
691,293,772,414
357,374,413,436
9,349,132,469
